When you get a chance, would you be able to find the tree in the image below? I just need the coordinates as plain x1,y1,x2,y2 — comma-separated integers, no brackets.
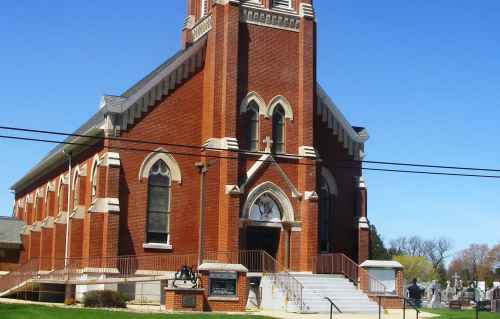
389,236,452,284
370,225,391,260
393,255,437,284
448,244,497,287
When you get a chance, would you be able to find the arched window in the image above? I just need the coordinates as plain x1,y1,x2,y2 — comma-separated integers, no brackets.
146,160,171,244
272,105,285,154
73,174,81,210
246,102,259,151
319,179,332,252
91,163,98,202
57,182,65,213
249,193,282,222
318,168,338,253
34,193,42,223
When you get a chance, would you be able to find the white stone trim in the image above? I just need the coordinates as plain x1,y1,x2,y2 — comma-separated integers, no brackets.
304,191,318,201
183,15,196,30
21,225,31,235
142,243,173,250
199,263,248,273
267,95,294,120
26,193,34,204
242,181,295,222
192,14,212,42
321,167,338,196
357,216,370,230
240,91,267,116
298,146,317,159
240,5,300,32
89,198,120,214
239,154,301,198
41,217,55,229
138,148,182,184
70,206,85,219
100,152,121,167
225,185,242,195
299,3,314,19
54,212,68,224
360,260,403,269
203,137,240,151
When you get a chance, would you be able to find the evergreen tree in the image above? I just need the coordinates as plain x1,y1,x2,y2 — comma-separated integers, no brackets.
370,225,391,260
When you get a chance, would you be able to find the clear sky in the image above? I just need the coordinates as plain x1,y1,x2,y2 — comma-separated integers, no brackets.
0,1,498,259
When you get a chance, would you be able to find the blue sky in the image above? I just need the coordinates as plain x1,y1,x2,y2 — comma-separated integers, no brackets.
0,1,498,258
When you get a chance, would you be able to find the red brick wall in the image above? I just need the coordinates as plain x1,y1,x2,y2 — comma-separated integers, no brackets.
200,271,248,312
52,223,66,270
0,249,20,272
165,289,204,312
40,227,54,270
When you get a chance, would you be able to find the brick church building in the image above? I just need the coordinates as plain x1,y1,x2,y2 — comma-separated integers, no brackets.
3,0,379,311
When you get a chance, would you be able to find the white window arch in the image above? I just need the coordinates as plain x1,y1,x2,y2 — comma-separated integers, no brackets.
146,160,172,244
90,156,100,202
267,95,294,120
242,182,295,223
139,148,182,184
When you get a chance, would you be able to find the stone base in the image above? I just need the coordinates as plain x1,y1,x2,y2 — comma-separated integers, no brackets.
165,288,205,312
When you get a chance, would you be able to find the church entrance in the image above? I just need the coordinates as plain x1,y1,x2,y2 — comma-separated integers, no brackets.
245,226,280,258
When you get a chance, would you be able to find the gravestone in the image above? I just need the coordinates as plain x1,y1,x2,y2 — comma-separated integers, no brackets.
492,287,500,313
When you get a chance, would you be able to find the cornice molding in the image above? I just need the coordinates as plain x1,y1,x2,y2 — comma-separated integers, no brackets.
240,6,300,32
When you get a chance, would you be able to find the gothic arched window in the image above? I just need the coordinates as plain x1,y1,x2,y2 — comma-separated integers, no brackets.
249,193,282,222
73,174,81,210
318,168,338,253
91,163,98,202
272,105,285,154
57,182,65,213
146,160,171,244
246,102,259,151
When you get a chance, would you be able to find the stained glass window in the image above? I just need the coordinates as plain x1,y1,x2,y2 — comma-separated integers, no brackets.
146,160,171,244
249,194,282,222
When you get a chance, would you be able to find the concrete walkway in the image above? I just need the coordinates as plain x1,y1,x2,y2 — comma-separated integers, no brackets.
0,298,438,319
253,309,438,319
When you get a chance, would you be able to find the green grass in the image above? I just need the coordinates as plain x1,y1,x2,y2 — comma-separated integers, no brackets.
0,303,273,319
424,308,500,319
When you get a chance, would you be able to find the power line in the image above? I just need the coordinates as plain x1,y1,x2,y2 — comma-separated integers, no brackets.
0,134,316,167
1,133,500,180
2,125,500,174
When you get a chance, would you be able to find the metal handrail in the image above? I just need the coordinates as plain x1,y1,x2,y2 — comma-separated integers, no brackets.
261,251,305,312
314,253,388,295
324,297,342,319
376,296,420,319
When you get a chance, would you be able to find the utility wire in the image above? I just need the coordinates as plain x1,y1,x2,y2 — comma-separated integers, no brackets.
1,133,499,180
0,134,317,167
1,125,499,174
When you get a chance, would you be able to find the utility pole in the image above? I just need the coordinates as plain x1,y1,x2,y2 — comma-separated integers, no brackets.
195,161,210,268
62,149,72,303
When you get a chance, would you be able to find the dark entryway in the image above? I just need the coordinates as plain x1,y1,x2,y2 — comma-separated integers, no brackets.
245,226,280,259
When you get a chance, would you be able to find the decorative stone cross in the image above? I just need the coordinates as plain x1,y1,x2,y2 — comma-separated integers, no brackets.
263,136,273,153
452,272,460,287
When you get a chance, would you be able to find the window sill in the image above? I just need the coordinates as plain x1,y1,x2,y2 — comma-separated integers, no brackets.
208,296,239,302
143,243,172,250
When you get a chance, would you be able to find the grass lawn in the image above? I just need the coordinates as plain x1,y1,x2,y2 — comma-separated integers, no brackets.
424,308,500,319
0,303,273,319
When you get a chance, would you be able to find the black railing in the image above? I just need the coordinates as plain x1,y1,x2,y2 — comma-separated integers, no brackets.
324,297,342,319
377,296,420,319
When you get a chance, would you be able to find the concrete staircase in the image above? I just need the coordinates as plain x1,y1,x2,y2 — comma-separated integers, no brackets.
294,274,379,313
261,273,380,314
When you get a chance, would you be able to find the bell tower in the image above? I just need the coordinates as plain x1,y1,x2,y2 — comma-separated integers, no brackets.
182,0,318,271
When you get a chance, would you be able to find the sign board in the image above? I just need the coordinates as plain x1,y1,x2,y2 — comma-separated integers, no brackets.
209,272,237,297
182,295,196,308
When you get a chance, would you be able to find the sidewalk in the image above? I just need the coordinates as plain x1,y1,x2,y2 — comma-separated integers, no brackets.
0,298,438,319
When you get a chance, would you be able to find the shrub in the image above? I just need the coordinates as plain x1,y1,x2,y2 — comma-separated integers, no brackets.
83,290,127,308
